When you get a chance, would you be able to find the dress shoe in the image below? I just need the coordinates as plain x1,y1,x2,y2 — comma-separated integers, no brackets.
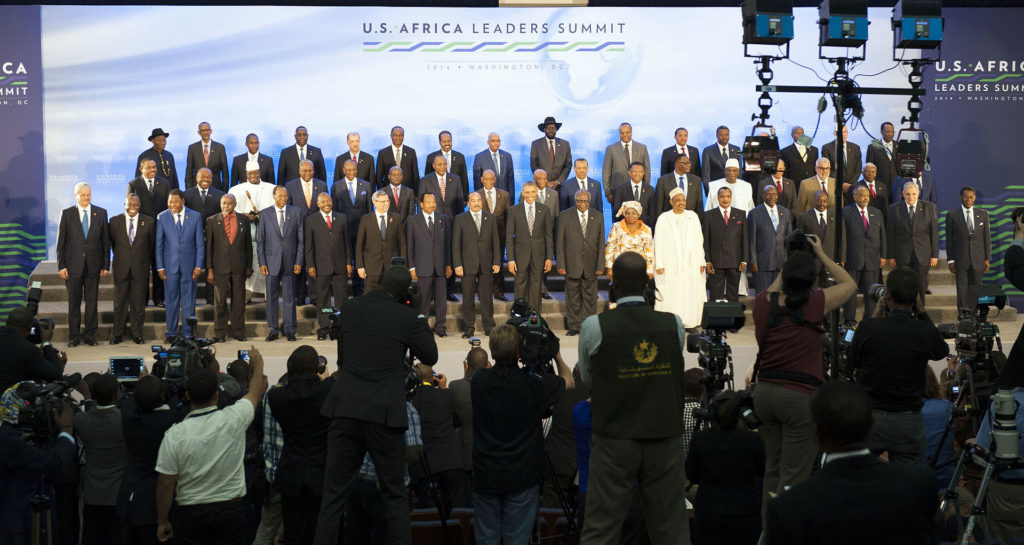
566,329,579,336
447,294,460,302
287,333,297,341
494,294,507,302
542,292,553,300
155,300,165,308
436,331,447,338
266,333,279,342
164,336,176,344
924,289,932,295
234,335,247,342
212,336,226,343
317,331,327,341
83,336,98,346
111,336,123,345
483,327,494,336
68,338,81,347
133,337,144,344
462,331,474,339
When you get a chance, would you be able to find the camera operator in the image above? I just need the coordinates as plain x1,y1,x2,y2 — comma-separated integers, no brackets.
449,347,490,482
409,363,469,517
471,324,573,543
0,306,65,393
73,373,126,545
0,384,78,545
313,265,438,545
849,266,949,464
751,234,855,502
577,251,688,545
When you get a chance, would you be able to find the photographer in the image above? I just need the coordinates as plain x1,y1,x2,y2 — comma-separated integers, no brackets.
73,373,126,545
0,307,65,393
409,363,469,517
471,324,572,544
751,233,855,502
849,266,949,464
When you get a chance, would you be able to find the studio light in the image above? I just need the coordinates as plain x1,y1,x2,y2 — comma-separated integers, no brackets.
818,0,869,49
892,0,943,50
742,0,794,57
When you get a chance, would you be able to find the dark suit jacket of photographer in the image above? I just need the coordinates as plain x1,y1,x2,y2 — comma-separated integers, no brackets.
0,326,63,393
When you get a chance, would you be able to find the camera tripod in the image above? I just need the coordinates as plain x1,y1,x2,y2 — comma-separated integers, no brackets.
929,359,995,471
30,474,53,545
416,448,455,545
533,447,579,544
939,441,1024,545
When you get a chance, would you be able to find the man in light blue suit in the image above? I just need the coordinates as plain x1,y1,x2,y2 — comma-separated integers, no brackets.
258,186,304,342
156,189,205,342
472,132,515,197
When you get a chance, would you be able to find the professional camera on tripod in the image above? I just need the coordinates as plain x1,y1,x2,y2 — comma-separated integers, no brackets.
24,281,56,345
822,323,857,382
151,318,217,383
686,302,759,429
12,373,82,445
507,298,560,375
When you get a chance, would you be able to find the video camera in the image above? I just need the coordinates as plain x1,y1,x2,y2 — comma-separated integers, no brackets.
508,298,559,374
937,285,1007,404
14,373,82,444
24,281,55,344
741,131,781,178
823,323,857,382
151,318,216,382
686,302,745,393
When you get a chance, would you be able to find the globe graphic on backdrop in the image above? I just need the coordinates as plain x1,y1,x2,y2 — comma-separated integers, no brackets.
540,9,641,108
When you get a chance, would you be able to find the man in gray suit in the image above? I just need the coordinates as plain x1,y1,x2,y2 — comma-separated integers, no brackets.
887,181,938,300
653,154,702,218
258,186,304,342
453,193,500,337
559,158,603,214
557,190,605,336
472,133,515,196
507,182,553,315
844,186,887,322
407,193,451,336
185,121,229,191
602,122,650,203
748,185,792,293
822,125,862,196
756,159,797,211
530,116,572,192
796,191,844,282
945,186,991,313
74,373,126,545
534,169,559,300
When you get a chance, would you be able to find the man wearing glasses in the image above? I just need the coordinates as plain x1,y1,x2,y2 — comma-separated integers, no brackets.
794,158,836,215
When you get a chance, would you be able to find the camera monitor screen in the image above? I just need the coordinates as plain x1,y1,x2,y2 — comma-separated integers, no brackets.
110,357,144,382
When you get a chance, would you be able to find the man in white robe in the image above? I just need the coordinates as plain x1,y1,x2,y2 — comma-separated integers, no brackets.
705,158,753,297
229,160,276,297
655,188,706,327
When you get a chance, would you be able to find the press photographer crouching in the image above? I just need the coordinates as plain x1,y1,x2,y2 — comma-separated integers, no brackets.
751,232,855,502
849,266,950,464
0,306,66,393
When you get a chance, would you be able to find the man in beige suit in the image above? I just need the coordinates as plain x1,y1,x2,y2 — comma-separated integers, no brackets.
794,157,836,214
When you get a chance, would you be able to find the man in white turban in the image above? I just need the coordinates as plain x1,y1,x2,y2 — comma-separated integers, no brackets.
229,160,276,299
654,188,706,327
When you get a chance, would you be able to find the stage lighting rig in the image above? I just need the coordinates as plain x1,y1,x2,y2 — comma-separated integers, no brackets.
818,0,869,60
741,0,794,58
892,0,943,55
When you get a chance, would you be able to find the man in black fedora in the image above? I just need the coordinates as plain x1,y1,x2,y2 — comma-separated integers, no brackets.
530,116,572,193
136,128,180,189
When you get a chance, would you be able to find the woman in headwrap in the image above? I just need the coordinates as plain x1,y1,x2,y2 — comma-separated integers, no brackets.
604,200,654,282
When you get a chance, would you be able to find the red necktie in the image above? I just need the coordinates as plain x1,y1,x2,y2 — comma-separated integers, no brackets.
868,182,876,198
203,143,209,166
325,214,332,230
549,140,555,164
776,179,783,193
393,186,400,206
861,210,869,232
723,210,729,225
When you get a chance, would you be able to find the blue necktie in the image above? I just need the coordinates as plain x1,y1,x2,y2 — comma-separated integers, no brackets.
770,208,778,230
176,213,182,236
81,210,89,236
379,215,387,239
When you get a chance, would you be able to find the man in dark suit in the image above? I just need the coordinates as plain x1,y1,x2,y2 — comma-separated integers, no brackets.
894,169,937,205
559,158,604,214
332,160,373,297
356,191,407,291
865,122,897,192
184,122,229,191
334,131,375,184
72,374,126,545
755,159,797,211
380,165,416,223
375,126,419,191
843,186,887,322
409,364,469,516
205,193,252,342
846,163,890,224
57,182,109,346
612,162,655,226
821,125,862,195
887,182,938,300
419,155,467,226
279,126,327,184
534,170,559,300
557,190,605,336
231,133,275,187
128,158,170,307
701,125,743,184
779,125,819,188
136,128,179,189
425,130,470,198
285,160,329,306
155,190,204,341
407,193,452,336
477,170,512,301
530,116,572,192
796,191,845,281
259,186,304,342
603,122,651,203
507,182,552,314
747,185,792,294
453,193,500,338
766,381,938,545
946,186,992,313
703,186,748,302
305,193,351,340
184,168,224,305
109,194,154,344
472,132,515,196
653,154,702,219
660,127,702,189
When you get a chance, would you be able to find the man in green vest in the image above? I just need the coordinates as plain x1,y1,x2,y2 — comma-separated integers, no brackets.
578,251,691,544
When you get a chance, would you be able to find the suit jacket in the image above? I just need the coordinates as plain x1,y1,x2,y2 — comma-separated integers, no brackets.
559,177,604,214
375,145,419,191
231,153,275,187
334,150,375,184
846,179,890,223
703,208,748,268
409,386,464,476
284,178,329,218
406,213,450,277
477,187,512,248
184,140,229,191
603,140,651,196
653,172,703,218
886,201,938,264
779,143,819,186
945,207,991,271
278,144,327,184
355,212,406,275
766,455,937,545
183,186,224,225
843,205,886,271
155,208,205,274
424,149,470,198
382,183,416,223
57,205,110,277
73,406,126,506
506,202,552,268
894,174,937,205
754,176,797,212
258,205,304,276
796,208,844,263
747,204,792,272
701,143,743,184
304,211,351,277
795,176,838,215
452,211,500,274
267,374,333,499
127,175,170,221
660,144,702,184
448,375,474,471
536,187,558,235
556,208,605,278
109,213,155,281
612,182,655,225
472,149,515,196
865,141,898,191
821,139,863,186
419,173,467,220
331,178,373,242
530,137,573,184
136,148,179,189
205,212,252,274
